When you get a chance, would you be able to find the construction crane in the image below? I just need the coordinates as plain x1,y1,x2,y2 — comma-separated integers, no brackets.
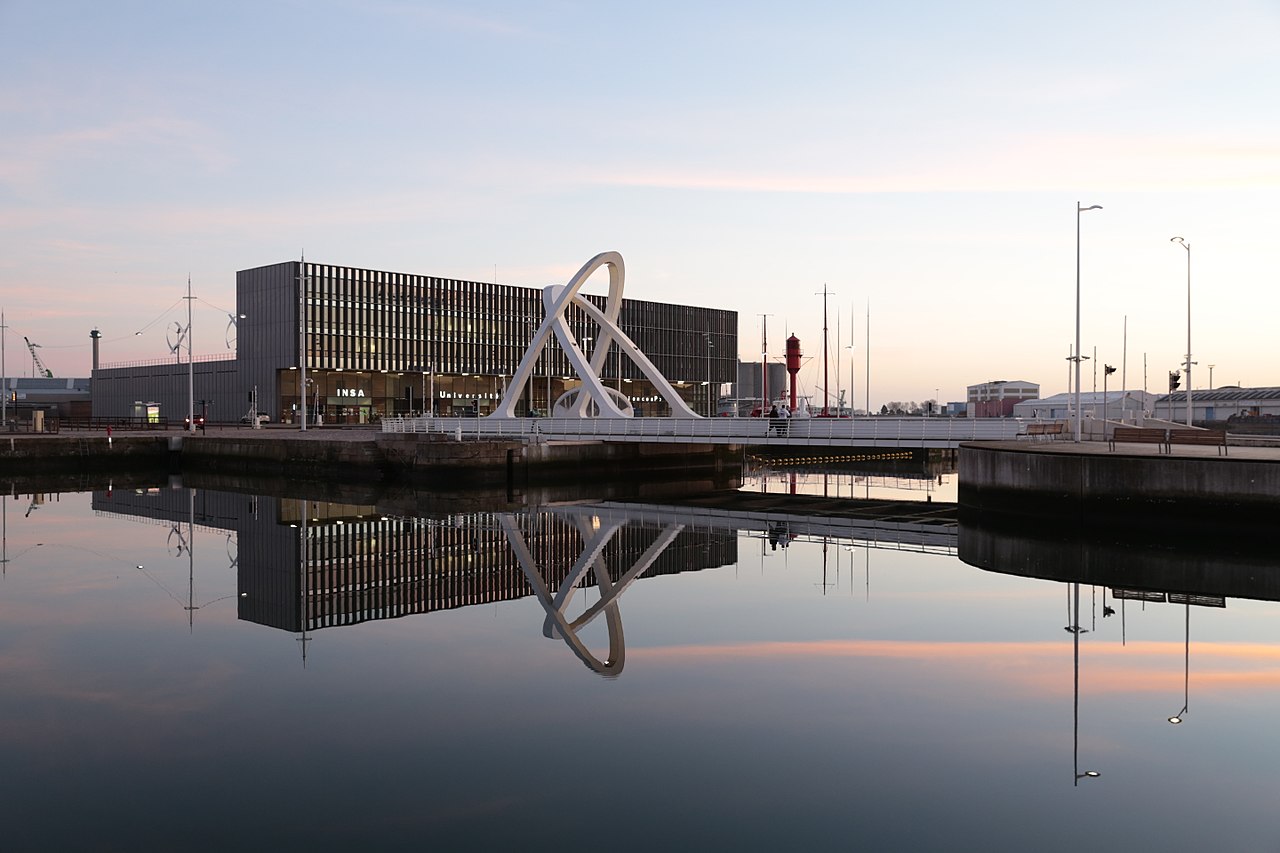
23,336,53,378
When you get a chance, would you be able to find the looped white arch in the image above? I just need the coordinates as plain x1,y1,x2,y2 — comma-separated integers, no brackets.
552,386,634,417
498,513,685,676
490,251,699,419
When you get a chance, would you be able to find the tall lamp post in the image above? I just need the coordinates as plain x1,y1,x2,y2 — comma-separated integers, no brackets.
298,256,309,432
1074,203,1103,441
186,277,194,432
167,277,196,433
702,331,714,417
1,310,7,428
1171,236,1193,426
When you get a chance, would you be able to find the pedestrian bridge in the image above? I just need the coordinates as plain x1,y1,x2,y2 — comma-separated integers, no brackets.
381,415,1024,450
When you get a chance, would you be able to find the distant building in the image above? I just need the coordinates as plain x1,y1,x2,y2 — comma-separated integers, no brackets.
966,380,1039,418
736,361,788,406
1013,390,1154,422
3,376,91,425
1156,386,1280,424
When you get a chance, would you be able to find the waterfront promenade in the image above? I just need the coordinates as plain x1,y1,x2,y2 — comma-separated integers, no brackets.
5,426,1280,516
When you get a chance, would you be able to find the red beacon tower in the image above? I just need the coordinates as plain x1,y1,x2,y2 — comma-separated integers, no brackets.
785,334,802,412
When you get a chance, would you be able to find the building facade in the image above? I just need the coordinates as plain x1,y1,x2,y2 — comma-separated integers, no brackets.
1155,386,1280,425
1012,390,1155,422
966,380,1040,418
4,376,92,425
95,260,738,423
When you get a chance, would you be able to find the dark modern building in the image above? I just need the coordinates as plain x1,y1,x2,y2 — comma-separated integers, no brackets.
93,260,738,423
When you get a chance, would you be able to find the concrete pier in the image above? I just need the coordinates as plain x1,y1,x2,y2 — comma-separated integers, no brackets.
0,427,742,491
959,439,1280,530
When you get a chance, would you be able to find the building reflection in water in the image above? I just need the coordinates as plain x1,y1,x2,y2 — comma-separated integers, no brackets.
90,486,738,672
89,481,1268,696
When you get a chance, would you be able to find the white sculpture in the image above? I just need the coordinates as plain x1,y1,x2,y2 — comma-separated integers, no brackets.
490,251,699,419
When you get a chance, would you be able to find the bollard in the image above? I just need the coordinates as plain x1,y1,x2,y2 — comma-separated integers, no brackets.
107,425,113,448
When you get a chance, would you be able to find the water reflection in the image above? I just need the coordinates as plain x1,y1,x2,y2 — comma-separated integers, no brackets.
499,512,685,676
80,482,968,674
0,489,45,575
745,453,958,502
959,509,1280,791
959,510,1279,603
8,478,1280,847
89,486,742,672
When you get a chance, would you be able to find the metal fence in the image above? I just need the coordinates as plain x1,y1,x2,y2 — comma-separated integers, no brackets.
381,415,1023,448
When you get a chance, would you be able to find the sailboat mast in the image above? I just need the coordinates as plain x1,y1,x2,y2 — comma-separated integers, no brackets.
816,284,832,415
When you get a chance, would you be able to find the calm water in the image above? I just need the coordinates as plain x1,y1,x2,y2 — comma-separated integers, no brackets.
3,477,1277,852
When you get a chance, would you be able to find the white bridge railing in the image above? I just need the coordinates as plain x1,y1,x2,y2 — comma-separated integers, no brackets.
381,416,1024,449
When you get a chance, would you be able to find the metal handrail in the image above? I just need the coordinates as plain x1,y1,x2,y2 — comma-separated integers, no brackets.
380,415,1022,447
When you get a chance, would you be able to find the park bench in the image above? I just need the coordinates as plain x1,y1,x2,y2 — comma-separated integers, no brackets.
1109,427,1168,453
1021,422,1067,441
1168,428,1229,456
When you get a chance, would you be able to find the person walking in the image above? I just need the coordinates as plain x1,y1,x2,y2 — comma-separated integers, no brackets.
779,402,791,436
768,404,780,435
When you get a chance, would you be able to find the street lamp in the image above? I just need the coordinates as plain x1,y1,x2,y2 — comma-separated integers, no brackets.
702,331,714,417
165,277,196,433
1,311,8,429
298,256,309,432
1075,203,1103,442
1171,237,1193,427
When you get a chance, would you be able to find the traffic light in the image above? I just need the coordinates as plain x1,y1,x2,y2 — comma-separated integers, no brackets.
1169,370,1181,391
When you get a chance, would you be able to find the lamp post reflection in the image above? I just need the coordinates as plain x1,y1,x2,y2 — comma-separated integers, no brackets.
150,492,245,631
1168,601,1190,725
1068,582,1101,785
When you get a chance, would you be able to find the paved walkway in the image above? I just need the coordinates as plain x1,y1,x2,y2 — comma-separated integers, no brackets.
978,438,1280,462
5,425,383,442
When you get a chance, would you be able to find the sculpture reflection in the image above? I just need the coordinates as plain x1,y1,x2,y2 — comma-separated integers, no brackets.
500,512,685,676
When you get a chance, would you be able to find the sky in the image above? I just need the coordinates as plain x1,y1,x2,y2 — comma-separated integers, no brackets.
2,0,1278,409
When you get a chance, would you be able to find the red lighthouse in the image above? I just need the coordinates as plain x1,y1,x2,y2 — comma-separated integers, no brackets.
785,334,802,412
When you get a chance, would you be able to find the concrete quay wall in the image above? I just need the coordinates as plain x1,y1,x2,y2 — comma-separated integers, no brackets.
0,434,176,475
376,434,741,487
959,441,1280,529
0,431,741,490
